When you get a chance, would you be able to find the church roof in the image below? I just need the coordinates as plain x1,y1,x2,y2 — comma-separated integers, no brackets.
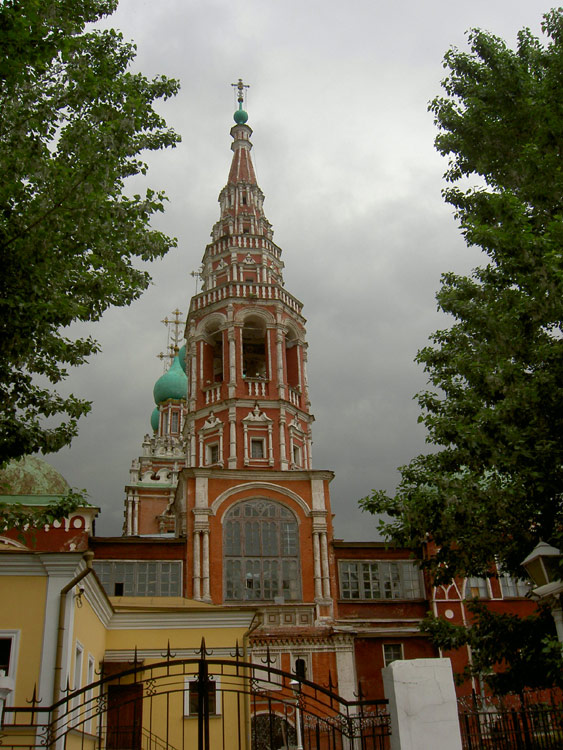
153,355,188,404
0,456,70,496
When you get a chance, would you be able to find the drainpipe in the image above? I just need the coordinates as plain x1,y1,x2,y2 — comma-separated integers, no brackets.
50,551,95,744
242,612,262,750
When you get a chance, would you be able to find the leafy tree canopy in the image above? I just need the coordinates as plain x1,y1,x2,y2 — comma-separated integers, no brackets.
421,600,562,694
0,0,180,466
361,8,563,586
361,8,563,693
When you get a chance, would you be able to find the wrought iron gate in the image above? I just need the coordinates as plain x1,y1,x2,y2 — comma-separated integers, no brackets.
1,640,390,750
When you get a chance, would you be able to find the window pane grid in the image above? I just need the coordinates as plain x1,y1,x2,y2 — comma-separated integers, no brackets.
93,561,182,597
340,561,422,600
224,500,301,601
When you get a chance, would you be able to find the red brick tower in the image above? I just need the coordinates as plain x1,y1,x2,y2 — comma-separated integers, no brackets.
174,83,339,645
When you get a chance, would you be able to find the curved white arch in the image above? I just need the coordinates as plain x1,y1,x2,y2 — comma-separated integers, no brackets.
0,535,29,550
234,307,275,326
195,312,227,337
211,482,311,517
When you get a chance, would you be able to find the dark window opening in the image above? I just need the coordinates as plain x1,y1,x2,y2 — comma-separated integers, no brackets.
0,639,12,674
251,439,265,459
209,444,219,464
114,582,124,596
242,318,267,379
187,681,218,715
295,658,307,680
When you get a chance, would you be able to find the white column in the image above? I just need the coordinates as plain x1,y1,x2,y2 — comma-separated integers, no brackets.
320,532,330,599
276,330,285,399
302,346,310,405
228,330,236,390
313,532,322,599
189,343,197,407
268,424,274,466
243,424,249,465
193,531,201,600
202,530,210,601
335,646,357,702
279,412,288,470
229,407,237,469
133,497,139,536
126,497,132,535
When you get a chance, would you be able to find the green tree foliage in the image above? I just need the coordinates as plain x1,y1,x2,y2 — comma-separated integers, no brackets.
361,8,563,583
0,0,180,465
421,600,562,694
361,9,563,692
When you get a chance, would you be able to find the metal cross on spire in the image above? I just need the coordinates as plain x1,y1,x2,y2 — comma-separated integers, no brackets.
231,78,249,107
156,308,186,370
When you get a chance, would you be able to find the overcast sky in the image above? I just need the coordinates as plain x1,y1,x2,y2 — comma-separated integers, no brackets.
46,0,551,538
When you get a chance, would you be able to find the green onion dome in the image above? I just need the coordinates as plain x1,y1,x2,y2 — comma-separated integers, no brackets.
178,344,187,373
151,406,160,432
233,108,248,124
153,356,188,404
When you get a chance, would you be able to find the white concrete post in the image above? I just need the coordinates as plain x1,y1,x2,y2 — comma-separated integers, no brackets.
382,658,462,750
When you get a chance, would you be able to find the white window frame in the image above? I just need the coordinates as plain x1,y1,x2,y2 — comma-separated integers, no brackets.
71,641,84,727
465,577,490,599
183,676,221,716
499,573,531,598
339,560,423,600
0,630,20,714
292,444,302,467
85,654,96,734
383,643,404,667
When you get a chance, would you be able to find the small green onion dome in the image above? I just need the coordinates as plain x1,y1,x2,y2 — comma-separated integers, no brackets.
178,344,187,373
151,406,160,432
233,108,248,125
153,356,188,404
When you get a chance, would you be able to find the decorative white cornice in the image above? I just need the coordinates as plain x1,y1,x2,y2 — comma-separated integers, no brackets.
83,571,113,627
0,553,47,575
108,610,255,630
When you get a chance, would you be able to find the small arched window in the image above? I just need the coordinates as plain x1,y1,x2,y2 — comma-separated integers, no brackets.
224,500,301,601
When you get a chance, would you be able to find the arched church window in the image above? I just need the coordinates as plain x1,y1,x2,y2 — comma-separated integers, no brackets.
224,500,301,601
242,317,267,379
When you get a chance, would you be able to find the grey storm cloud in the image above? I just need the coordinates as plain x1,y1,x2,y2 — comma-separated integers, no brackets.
46,0,548,537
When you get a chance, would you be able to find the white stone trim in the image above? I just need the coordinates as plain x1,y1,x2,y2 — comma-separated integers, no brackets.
210,482,310,516
107,611,255,630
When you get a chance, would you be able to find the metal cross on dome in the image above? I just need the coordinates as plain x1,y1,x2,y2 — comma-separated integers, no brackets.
231,78,249,106
156,308,185,370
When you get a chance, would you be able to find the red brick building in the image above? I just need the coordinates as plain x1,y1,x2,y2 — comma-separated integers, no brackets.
95,89,537,701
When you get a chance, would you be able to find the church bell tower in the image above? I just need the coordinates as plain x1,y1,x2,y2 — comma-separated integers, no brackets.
175,82,336,624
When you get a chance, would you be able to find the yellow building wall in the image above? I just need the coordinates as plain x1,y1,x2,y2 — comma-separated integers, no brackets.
0,575,47,704
104,624,251,750
64,594,109,740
